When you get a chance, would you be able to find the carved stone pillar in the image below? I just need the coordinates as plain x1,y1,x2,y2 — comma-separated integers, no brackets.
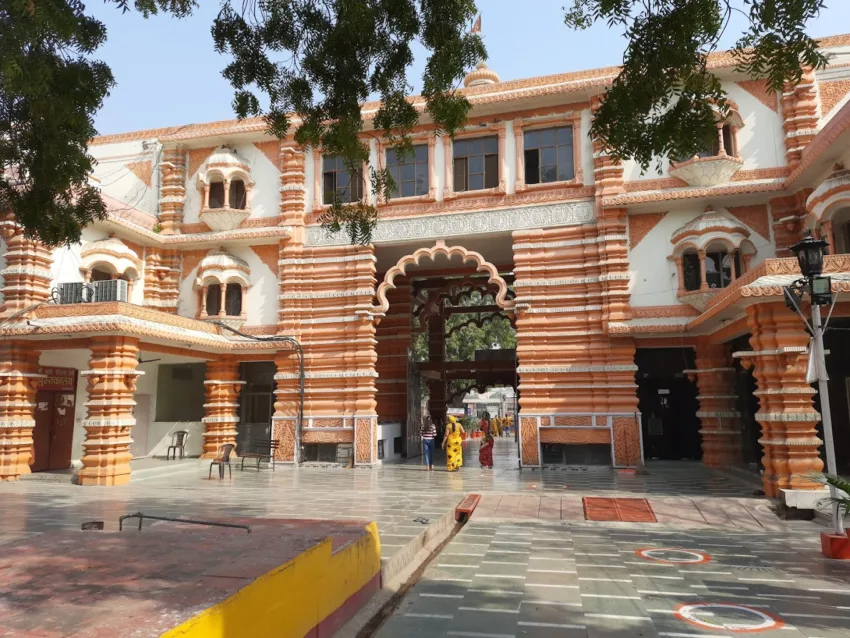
780,69,819,168
78,337,142,486
159,147,186,234
201,360,245,458
743,302,823,497
273,350,300,463
442,135,453,199
691,342,743,468
426,296,447,426
698,250,708,291
0,341,41,481
0,219,53,317
675,257,686,295
218,283,227,317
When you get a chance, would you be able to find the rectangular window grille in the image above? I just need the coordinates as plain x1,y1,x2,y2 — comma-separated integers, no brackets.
386,144,428,198
323,155,363,204
453,136,498,192
524,126,574,185
377,440,385,460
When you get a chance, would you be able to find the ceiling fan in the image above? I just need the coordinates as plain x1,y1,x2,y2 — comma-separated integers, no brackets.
137,355,162,364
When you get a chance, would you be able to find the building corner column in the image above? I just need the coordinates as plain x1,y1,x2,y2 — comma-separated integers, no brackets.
0,341,42,481
202,359,245,458
78,336,142,486
743,302,823,497
689,341,743,468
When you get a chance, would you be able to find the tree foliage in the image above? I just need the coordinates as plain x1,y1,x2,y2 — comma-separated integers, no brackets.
0,0,194,245
211,0,484,244
2,1,831,245
565,0,827,171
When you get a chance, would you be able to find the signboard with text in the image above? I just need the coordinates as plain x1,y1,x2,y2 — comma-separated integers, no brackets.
35,367,78,392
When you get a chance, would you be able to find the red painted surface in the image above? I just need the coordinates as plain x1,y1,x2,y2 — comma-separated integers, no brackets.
309,571,382,638
456,494,481,522
821,532,850,559
583,497,657,523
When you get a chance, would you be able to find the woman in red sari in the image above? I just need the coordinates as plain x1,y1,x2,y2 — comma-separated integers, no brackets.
478,420,494,469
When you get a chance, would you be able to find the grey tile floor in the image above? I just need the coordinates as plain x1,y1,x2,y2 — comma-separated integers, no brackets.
378,522,850,638
2,438,844,638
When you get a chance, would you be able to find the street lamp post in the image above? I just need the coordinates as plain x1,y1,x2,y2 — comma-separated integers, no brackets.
787,231,844,535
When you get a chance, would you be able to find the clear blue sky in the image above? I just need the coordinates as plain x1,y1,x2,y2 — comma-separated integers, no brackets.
89,0,850,135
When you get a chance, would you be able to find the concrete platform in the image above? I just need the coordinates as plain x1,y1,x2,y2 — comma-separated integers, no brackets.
0,517,382,637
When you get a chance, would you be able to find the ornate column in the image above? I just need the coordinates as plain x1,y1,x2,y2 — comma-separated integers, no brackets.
273,349,300,463
780,69,819,169
218,283,227,317
0,341,41,481
426,295,447,426
0,219,53,317
201,360,245,458
689,341,743,468
730,251,738,280
442,135,453,199
497,122,507,193
78,337,142,486
514,120,525,192
742,302,823,497
159,147,186,234
698,250,708,291
675,257,686,294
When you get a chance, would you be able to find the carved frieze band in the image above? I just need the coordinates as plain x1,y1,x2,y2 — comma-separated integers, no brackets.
305,200,596,246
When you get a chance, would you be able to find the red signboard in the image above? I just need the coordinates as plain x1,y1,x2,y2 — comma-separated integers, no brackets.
36,367,77,392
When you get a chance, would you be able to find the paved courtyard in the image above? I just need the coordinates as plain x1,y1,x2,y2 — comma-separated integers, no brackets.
1,439,848,637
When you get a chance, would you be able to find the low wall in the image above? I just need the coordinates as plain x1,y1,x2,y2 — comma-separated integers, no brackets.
162,522,382,638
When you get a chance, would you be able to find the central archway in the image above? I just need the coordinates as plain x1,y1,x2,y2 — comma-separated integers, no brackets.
373,240,514,318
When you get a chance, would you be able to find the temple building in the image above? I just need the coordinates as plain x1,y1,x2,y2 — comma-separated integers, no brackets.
2,36,850,509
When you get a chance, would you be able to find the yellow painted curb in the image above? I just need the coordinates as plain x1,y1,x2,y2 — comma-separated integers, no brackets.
162,522,382,638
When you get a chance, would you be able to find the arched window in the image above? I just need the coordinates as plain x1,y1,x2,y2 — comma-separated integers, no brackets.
832,208,850,254
682,251,702,292
703,248,737,289
229,179,247,210
91,267,112,282
209,181,225,209
225,283,242,316
206,285,221,316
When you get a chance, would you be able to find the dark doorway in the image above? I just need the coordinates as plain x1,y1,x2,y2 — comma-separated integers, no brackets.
635,348,701,461
238,361,275,452
729,333,762,467
31,367,77,472
823,319,850,473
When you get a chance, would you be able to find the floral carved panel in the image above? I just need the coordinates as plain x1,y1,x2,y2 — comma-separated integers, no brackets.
303,430,354,444
612,417,642,467
520,417,540,466
274,421,295,462
540,428,611,445
727,204,771,241
355,417,373,465
628,212,666,250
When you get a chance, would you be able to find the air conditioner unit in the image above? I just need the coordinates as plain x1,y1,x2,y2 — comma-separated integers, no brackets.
92,279,129,303
58,282,84,305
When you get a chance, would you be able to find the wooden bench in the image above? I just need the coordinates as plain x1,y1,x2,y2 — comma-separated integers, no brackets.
240,439,279,472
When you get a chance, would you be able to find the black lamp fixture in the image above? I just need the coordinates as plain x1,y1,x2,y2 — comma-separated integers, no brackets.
790,229,829,278
790,229,832,305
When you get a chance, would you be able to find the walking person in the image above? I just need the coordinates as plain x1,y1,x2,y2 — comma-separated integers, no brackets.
478,420,494,469
420,416,437,471
442,415,464,472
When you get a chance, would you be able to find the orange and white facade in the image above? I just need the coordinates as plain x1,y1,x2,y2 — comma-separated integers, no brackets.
1,37,850,502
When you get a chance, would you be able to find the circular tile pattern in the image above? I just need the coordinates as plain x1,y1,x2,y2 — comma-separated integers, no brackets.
635,547,711,564
675,602,785,633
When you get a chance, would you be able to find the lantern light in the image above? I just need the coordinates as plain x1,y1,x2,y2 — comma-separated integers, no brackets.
790,230,829,278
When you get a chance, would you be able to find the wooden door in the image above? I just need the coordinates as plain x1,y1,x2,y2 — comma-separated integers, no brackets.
48,392,75,470
31,391,54,472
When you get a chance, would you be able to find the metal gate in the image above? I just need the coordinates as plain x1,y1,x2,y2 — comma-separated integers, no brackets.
405,346,423,458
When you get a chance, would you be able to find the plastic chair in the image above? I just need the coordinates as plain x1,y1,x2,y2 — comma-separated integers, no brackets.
209,443,236,480
166,430,189,460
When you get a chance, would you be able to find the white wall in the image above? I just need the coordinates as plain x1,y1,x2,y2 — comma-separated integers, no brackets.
629,206,777,308
725,82,785,170
183,142,281,225
145,421,204,457
89,140,159,215
377,422,402,461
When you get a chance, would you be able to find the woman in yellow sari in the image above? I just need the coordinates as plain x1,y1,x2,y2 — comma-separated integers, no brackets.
441,416,464,471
